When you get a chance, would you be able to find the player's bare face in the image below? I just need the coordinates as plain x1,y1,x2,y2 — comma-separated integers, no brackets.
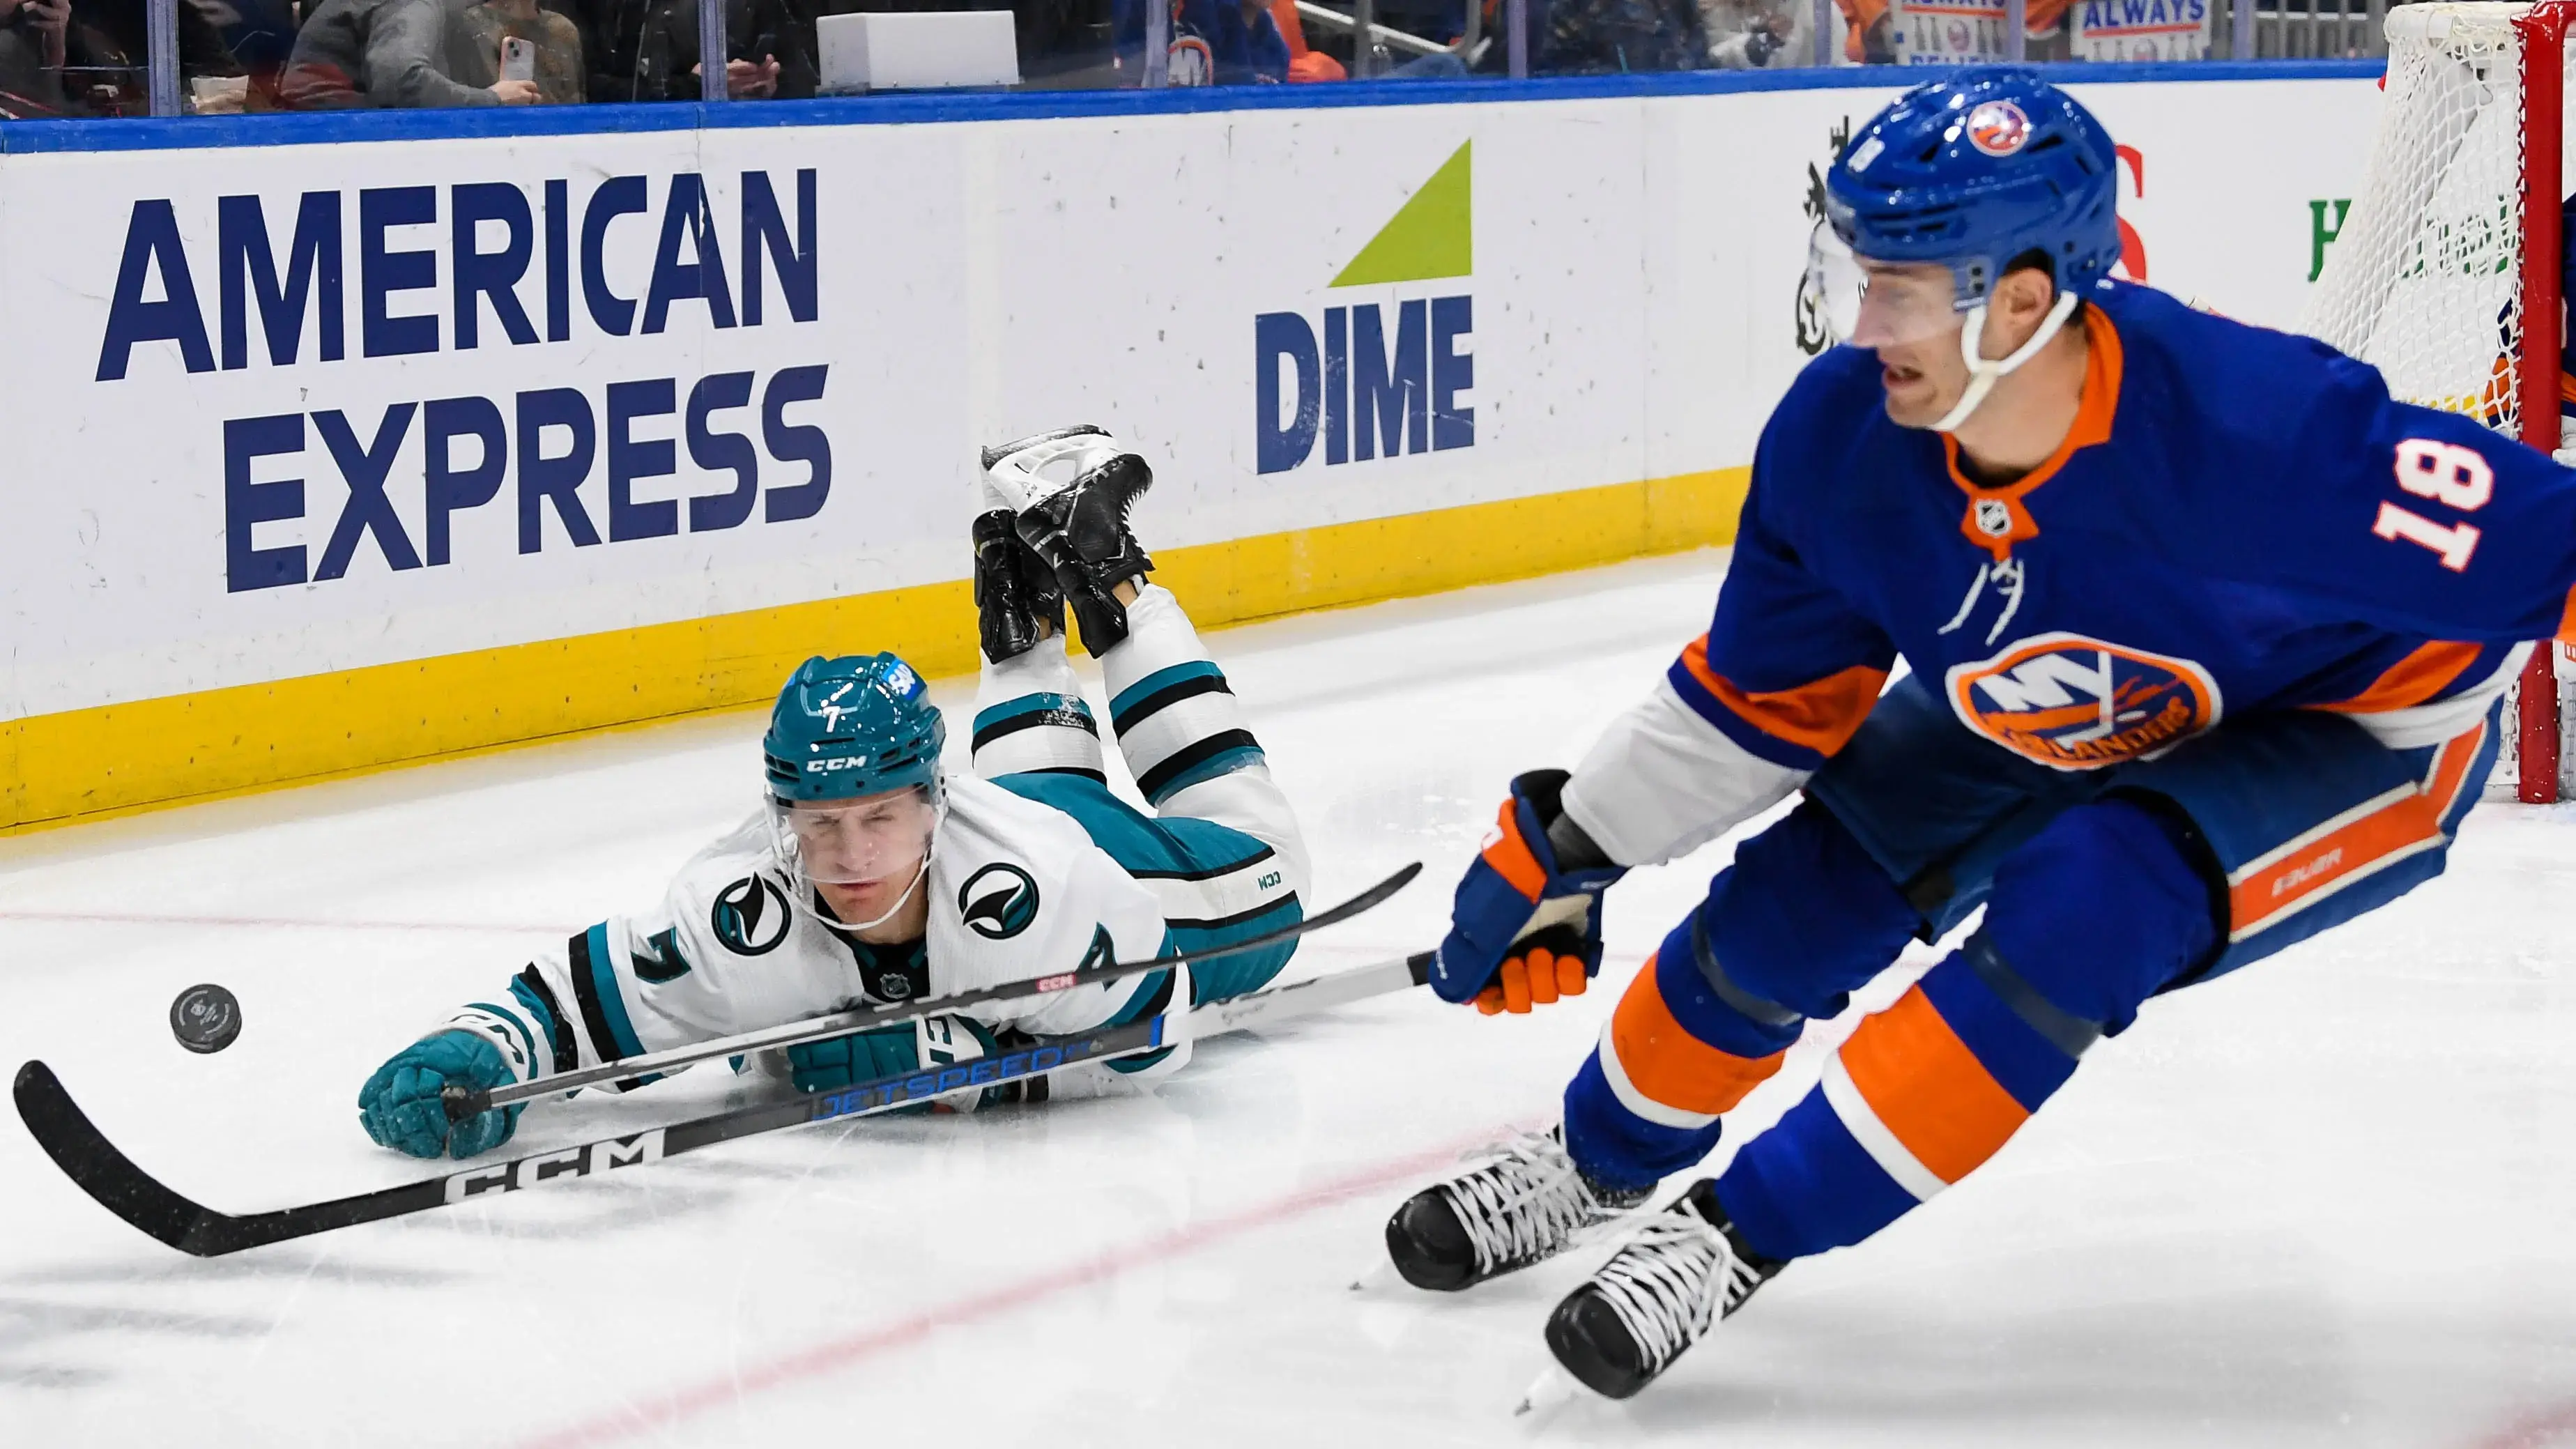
788,788,937,927
1850,259,1972,428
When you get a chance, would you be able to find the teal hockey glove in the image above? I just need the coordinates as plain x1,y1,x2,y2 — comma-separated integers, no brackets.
358,1030,523,1160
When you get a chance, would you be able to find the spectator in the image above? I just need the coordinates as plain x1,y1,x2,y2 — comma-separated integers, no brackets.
283,0,544,105
457,0,585,100
1115,0,1287,84
0,0,70,114
565,0,812,102
1830,0,1889,61
1703,0,1807,66
1534,0,1702,72
1268,0,1344,79
45,0,242,112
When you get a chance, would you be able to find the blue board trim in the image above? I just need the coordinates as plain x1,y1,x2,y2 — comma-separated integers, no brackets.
0,61,2384,156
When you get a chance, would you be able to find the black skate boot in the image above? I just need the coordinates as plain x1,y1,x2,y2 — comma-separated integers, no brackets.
980,425,1155,658
971,509,1064,662
1542,1178,1784,1400
1385,1125,1649,1292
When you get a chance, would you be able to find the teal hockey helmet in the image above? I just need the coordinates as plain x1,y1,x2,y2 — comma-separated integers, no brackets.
762,654,947,805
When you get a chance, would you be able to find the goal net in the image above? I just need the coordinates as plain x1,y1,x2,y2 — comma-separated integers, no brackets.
2298,0,2575,802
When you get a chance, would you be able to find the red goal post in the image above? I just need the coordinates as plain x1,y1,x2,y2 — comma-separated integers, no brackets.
2302,1,2575,802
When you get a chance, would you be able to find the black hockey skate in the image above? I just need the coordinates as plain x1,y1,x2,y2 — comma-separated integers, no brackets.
1542,1178,1784,1400
971,509,1064,662
1385,1125,1648,1292
980,425,1155,657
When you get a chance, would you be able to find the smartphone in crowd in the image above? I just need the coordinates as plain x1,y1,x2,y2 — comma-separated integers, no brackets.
501,36,536,83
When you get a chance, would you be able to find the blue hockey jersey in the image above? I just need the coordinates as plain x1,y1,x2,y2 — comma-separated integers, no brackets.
1557,279,2576,869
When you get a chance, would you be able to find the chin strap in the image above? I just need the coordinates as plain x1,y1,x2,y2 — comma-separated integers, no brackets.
838,854,932,933
1929,291,2082,435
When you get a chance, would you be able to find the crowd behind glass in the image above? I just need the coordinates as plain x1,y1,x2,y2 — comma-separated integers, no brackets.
0,0,2385,120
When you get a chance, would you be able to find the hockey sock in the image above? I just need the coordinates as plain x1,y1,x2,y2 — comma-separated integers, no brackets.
969,643,1107,783
1100,585,1268,808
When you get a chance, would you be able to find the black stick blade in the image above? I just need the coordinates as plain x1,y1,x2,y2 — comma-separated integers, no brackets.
15,1061,231,1255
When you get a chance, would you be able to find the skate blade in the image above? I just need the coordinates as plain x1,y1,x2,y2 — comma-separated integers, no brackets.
1512,1366,1577,1420
1349,1258,1397,1292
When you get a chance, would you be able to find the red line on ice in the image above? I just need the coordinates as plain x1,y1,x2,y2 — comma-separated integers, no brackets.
2469,1400,2576,1448
515,1129,1502,1449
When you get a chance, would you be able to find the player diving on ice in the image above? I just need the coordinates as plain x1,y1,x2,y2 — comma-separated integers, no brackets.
355,427,1312,1161
1381,70,2576,1402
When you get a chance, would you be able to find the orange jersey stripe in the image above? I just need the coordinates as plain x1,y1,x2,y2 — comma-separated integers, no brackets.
1677,636,1887,760
1478,799,1547,901
2228,721,2482,936
2559,583,2575,643
1607,955,1786,1118
2315,640,2483,715
1838,986,2030,1185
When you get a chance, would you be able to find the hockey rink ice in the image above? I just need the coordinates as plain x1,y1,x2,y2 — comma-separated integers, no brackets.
2,550,2573,1448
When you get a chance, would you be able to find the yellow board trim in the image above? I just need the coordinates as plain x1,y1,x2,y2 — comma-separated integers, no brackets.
2,467,1750,836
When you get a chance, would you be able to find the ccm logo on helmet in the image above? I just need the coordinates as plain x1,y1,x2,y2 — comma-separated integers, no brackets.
1965,100,2032,157
804,756,868,773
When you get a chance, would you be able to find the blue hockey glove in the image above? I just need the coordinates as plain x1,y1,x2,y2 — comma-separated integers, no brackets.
790,1014,1004,1112
1431,769,1626,1013
358,1029,523,1160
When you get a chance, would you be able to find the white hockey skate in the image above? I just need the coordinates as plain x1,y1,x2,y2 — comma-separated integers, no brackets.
977,426,1154,656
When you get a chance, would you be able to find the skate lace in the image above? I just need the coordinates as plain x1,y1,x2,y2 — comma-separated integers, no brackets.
1588,1211,1765,1372
1441,1129,1614,1275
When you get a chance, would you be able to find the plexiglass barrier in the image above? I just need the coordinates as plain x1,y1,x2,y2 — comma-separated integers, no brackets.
0,0,2390,120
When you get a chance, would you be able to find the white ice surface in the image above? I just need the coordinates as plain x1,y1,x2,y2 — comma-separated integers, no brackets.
2,551,2573,1448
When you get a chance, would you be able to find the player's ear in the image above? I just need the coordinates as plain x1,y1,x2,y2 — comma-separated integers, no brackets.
1991,258,2060,343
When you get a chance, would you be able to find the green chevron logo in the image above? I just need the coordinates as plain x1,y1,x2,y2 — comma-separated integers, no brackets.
1331,141,1473,289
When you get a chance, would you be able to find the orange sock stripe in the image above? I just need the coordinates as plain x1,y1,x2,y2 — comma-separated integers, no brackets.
1478,799,1547,900
2228,721,2481,936
1837,986,2030,1185
1607,954,1786,1117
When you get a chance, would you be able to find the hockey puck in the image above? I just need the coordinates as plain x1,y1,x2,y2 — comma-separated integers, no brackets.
169,983,243,1055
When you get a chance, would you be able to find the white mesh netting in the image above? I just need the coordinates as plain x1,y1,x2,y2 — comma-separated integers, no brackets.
2297,3,2551,438
2297,2,2575,800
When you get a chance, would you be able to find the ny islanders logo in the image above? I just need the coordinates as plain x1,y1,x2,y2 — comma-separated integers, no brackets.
1965,100,2032,157
1945,632,2221,770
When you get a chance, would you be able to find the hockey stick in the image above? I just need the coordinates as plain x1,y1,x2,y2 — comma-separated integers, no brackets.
13,950,1434,1258
451,860,1420,1118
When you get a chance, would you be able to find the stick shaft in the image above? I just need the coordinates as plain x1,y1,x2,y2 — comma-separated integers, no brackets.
466,861,1419,1113
15,952,1435,1257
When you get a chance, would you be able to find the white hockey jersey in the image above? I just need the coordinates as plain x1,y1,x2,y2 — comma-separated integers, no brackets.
444,774,1174,1090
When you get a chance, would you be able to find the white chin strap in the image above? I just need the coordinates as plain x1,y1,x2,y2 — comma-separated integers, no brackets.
836,853,931,933
1929,290,2083,434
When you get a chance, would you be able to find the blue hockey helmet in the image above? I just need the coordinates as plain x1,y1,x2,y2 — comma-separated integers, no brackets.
762,654,946,805
1823,68,2121,322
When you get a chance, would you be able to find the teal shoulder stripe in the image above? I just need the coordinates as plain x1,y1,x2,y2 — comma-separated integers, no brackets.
1109,661,1224,721
972,691,1095,735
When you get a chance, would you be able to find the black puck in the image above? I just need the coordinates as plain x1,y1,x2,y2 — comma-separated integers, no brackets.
169,983,243,1055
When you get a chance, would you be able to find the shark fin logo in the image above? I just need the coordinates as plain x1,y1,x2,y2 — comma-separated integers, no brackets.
958,862,1041,940
712,875,792,956
1256,141,1475,475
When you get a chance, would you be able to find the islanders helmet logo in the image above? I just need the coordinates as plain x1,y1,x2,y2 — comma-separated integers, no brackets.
1965,100,2032,158
1945,632,2221,770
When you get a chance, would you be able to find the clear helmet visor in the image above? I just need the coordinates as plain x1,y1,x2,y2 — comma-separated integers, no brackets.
767,785,939,889
1807,228,1972,348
